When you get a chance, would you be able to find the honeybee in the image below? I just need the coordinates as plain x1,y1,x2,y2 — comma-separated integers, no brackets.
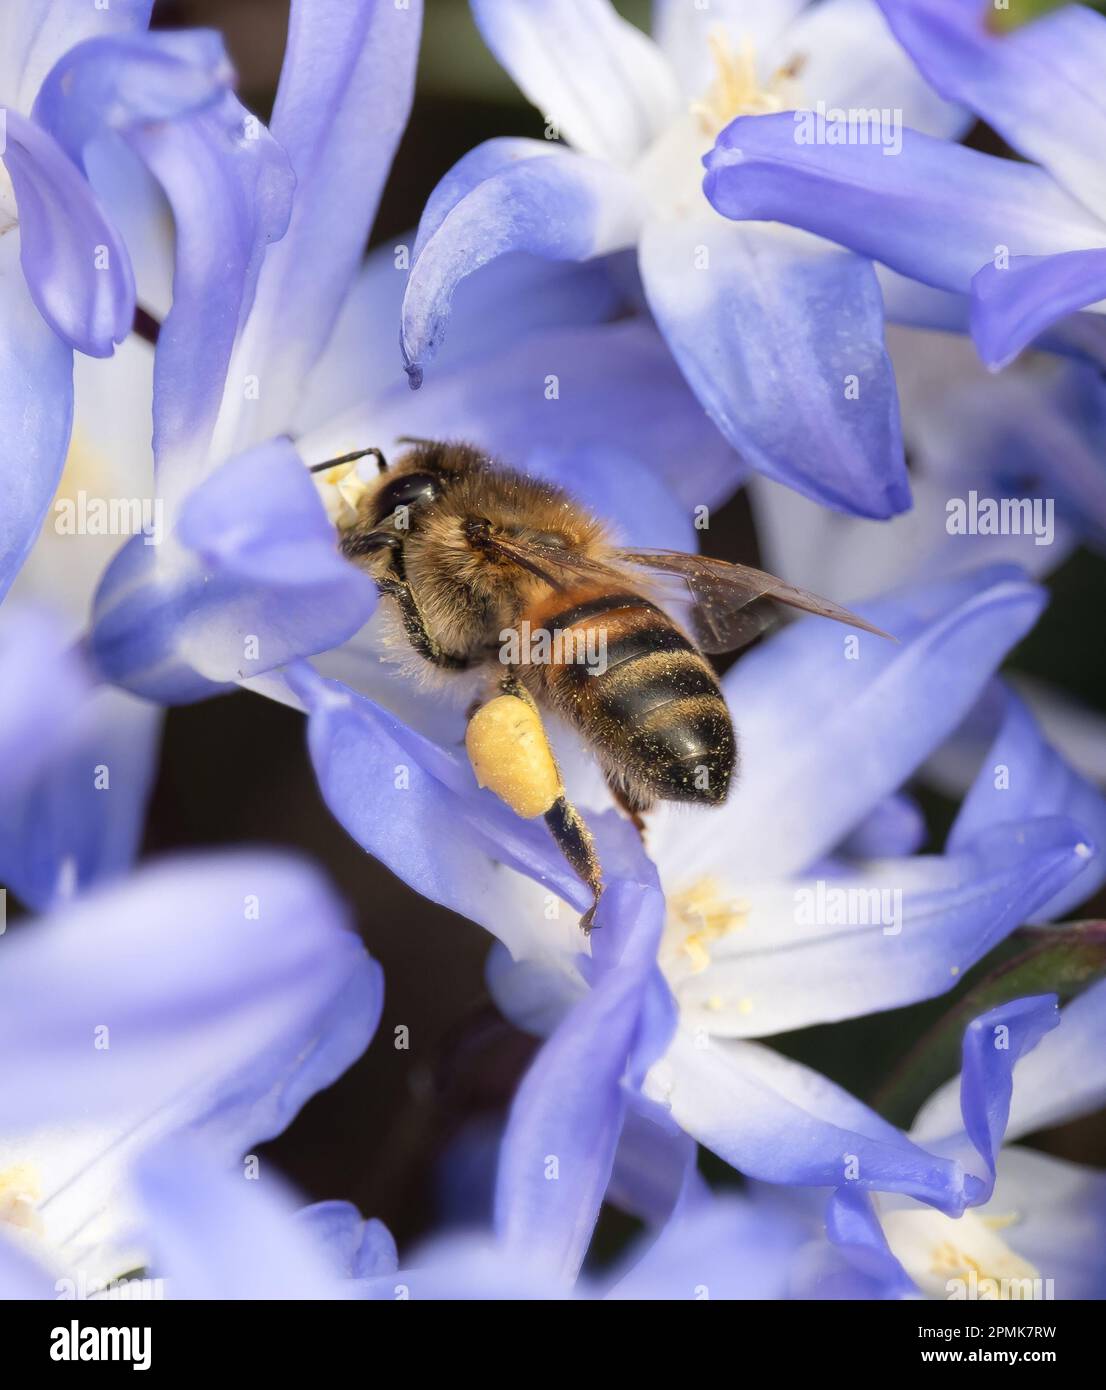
311,440,890,931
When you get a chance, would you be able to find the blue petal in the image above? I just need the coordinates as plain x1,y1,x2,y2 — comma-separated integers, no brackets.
876,0,1106,223
401,141,641,387
605,1193,806,1300
315,310,743,513
493,877,670,1283
0,110,133,356
971,249,1106,370
949,684,1106,919
296,239,630,437
704,113,1103,295
470,0,680,162
640,216,908,517
0,234,73,600
0,605,89,804
839,792,926,858
294,1201,398,1280
227,0,422,445
676,818,1093,1035
89,440,377,701
133,1137,343,1299
32,30,232,160
651,1028,980,1214
0,686,161,911
0,1232,56,1300
284,661,593,923
128,93,294,509
957,995,1060,1200
0,0,153,112
0,851,383,1151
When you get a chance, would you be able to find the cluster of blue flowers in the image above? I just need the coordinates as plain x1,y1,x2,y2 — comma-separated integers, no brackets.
1,0,1105,1302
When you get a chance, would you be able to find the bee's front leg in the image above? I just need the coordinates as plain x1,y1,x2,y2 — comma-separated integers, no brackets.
465,674,603,932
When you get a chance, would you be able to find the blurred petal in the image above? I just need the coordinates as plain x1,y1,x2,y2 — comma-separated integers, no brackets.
787,0,969,140
133,1138,340,1299
0,231,73,600
971,250,1106,370
295,1201,397,1280
949,686,1106,918
494,878,669,1283
222,0,421,447
0,0,152,112
401,143,641,387
876,0,1106,222
606,1193,805,1300
704,114,1104,294
913,979,1106,1147
89,440,377,700
0,685,161,911
0,851,383,1143
839,792,926,859
470,0,680,161
652,567,1047,882
986,1147,1106,1299
308,315,743,516
131,94,294,511
639,216,908,517
0,1232,56,1300
0,605,89,805
646,1028,979,1213
677,820,1092,1036
0,110,131,357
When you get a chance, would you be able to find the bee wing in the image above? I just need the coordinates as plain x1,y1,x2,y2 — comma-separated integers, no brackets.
475,532,638,591
612,549,894,654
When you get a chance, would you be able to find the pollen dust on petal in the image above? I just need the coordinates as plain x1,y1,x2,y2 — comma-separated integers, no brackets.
0,1164,44,1234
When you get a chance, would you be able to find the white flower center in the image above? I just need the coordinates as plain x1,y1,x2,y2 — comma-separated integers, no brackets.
660,876,749,982
690,28,804,137
881,1206,1044,1300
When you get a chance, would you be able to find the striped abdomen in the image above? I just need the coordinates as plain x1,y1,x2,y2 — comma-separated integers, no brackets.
526,590,736,809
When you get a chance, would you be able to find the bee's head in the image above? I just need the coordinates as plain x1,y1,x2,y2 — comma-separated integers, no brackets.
310,439,482,551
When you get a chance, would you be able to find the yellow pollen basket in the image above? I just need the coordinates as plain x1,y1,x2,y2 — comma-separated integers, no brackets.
666,876,749,974
314,458,373,531
0,1163,44,1234
691,28,803,136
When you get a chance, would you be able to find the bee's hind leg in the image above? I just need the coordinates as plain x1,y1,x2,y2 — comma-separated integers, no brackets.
465,672,604,933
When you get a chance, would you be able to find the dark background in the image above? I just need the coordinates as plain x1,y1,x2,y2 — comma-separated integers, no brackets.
133,0,1106,1253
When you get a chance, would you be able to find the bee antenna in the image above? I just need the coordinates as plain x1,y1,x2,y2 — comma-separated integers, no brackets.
308,447,388,475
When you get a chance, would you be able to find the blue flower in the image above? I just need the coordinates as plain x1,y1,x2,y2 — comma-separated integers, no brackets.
0,4,260,602
703,0,1106,372
0,849,382,1295
816,982,1106,1299
395,0,975,519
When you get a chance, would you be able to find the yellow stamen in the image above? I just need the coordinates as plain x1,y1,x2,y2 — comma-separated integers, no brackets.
690,28,803,136
313,458,372,530
664,877,749,974
0,1164,44,1234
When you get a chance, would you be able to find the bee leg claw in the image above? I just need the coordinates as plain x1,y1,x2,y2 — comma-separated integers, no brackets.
579,889,604,935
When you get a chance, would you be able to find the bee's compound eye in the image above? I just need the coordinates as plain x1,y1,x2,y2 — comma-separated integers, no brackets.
375,471,440,518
